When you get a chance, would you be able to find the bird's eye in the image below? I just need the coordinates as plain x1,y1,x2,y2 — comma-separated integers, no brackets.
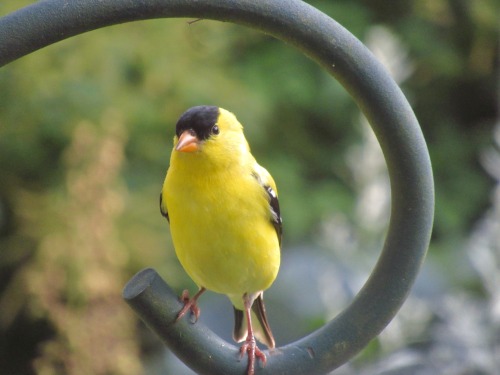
211,125,220,135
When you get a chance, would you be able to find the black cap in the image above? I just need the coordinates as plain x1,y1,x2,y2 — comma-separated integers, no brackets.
175,106,219,141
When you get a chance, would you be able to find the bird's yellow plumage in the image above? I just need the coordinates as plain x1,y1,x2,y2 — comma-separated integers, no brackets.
160,106,282,375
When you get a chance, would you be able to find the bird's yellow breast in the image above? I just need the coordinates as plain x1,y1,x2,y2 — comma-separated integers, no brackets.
163,154,280,301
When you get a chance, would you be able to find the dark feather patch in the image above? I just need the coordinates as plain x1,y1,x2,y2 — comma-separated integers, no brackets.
159,192,169,222
233,296,276,348
251,170,282,246
233,307,245,343
265,185,282,246
175,106,219,141
252,294,275,348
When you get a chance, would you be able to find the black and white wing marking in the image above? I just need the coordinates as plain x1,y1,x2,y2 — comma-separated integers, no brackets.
252,165,282,247
159,192,169,223
265,183,282,246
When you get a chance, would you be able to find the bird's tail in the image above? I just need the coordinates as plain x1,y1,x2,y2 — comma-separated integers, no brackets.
233,294,275,348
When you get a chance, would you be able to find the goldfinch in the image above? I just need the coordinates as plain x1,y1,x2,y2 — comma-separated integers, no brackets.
160,106,282,375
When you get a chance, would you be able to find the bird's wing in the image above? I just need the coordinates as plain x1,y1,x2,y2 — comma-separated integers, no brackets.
252,164,282,247
159,192,169,223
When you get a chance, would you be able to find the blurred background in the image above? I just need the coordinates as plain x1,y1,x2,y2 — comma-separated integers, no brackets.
0,0,498,374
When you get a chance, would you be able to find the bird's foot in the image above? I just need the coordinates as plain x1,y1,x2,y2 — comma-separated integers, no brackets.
176,289,201,323
239,336,266,375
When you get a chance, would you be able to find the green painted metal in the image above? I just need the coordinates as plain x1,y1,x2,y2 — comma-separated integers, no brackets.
0,1,435,374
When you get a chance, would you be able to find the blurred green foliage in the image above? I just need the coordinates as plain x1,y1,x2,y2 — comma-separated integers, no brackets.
0,0,498,374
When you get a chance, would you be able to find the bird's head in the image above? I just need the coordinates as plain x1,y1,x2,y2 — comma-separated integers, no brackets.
173,106,248,163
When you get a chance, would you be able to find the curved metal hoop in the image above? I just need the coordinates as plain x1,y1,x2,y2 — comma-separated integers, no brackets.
0,1,434,374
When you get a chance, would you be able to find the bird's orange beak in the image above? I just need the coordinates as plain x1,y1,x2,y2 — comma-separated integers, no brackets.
176,130,199,153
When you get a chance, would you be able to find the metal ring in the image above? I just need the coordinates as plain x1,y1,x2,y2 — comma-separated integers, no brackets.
0,1,434,374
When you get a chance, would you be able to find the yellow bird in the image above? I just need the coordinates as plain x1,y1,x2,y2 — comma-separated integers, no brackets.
160,106,282,375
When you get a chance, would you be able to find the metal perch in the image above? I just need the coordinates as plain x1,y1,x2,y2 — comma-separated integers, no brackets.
0,1,434,374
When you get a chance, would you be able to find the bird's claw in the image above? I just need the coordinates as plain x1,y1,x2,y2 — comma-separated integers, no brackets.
176,289,201,323
239,337,266,375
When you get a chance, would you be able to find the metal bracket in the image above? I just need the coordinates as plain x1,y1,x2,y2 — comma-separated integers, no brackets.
0,1,434,374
